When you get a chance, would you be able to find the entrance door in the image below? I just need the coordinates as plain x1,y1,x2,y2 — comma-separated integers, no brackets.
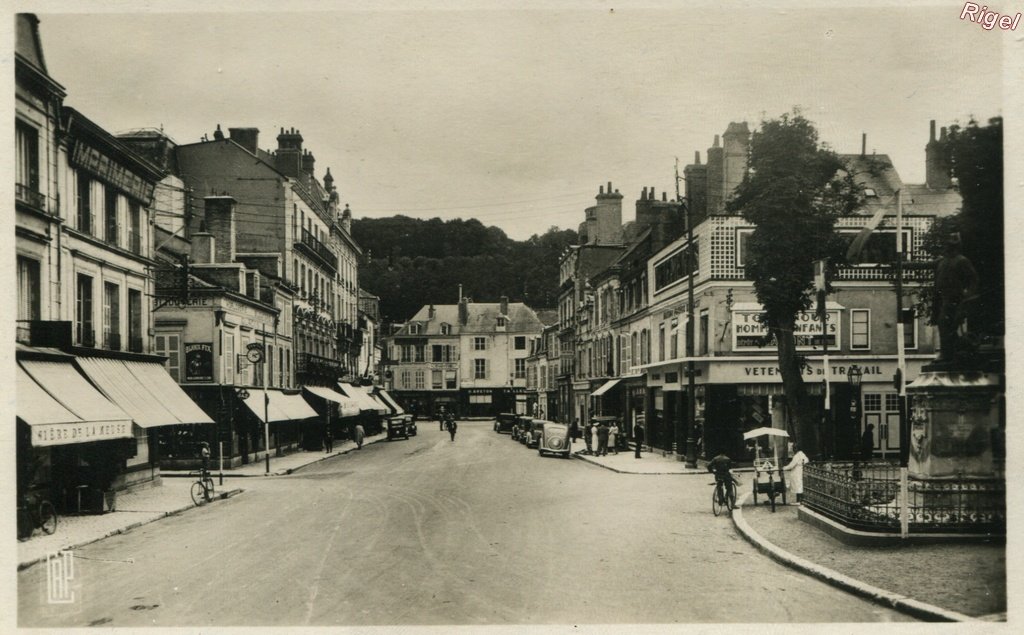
862,392,900,458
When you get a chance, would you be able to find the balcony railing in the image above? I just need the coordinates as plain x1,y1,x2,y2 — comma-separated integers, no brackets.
16,183,46,210
296,352,344,377
296,228,338,271
803,460,1005,535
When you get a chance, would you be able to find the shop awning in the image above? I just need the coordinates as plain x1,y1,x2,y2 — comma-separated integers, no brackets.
123,360,213,424
303,386,360,418
18,361,133,446
337,383,388,414
590,379,621,397
376,389,404,414
76,357,214,428
242,389,318,423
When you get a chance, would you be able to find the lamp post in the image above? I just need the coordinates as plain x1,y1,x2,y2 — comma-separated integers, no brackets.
847,364,863,477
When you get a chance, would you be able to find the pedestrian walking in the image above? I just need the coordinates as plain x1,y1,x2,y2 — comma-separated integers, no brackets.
608,421,619,455
783,444,810,504
324,426,334,453
590,422,599,455
439,406,447,431
634,421,645,459
861,423,875,460
583,421,593,454
447,417,457,441
354,423,365,449
596,421,610,456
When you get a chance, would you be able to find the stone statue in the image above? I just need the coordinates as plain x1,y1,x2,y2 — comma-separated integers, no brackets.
931,233,978,362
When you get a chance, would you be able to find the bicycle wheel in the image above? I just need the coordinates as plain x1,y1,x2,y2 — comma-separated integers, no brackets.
203,478,215,502
38,500,57,535
191,481,205,505
712,486,724,517
727,482,737,511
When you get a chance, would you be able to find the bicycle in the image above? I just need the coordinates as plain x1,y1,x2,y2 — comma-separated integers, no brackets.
190,469,215,505
18,492,57,538
711,476,738,517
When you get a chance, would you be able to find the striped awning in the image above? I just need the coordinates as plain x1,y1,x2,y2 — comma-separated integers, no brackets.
242,389,318,423
18,361,133,446
303,385,361,418
76,357,213,428
376,389,404,415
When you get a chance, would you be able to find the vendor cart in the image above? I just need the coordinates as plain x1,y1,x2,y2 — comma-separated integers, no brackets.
744,427,788,512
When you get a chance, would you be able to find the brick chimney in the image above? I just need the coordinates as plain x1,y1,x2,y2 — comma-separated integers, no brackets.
705,134,724,213
302,149,315,177
274,127,303,178
458,297,469,325
722,121,750,206
925,119,952,189
500,295,509,316
428,304,436,320
228,127,259,155
203,196,236,263
340,203,352,234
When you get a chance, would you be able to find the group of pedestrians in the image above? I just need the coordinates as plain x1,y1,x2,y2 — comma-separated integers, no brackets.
322,422,365,453
583,419,620,456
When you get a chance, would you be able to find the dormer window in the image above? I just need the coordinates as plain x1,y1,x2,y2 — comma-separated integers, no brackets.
440,323,451,335
864,188,877,197
408,323,422,335
496,316,507,329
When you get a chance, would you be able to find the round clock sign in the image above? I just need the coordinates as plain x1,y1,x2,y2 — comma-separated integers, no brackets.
246,343,264,364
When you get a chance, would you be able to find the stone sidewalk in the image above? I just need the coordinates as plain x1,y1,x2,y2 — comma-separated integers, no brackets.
15,433,388,570
571,442,1004,622
16,477,243,570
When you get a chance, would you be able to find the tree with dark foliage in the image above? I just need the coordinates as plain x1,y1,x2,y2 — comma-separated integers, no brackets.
726,111,863,457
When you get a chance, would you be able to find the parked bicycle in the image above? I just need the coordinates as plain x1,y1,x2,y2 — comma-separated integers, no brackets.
190,469,215,505
18,492,57,538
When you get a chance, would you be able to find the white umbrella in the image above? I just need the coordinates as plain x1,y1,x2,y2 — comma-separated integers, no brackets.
743,427,790,441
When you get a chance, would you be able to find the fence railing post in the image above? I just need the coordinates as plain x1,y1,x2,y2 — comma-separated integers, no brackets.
900,467,909,538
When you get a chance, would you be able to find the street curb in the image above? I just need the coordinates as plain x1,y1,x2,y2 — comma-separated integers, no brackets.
17,488,245,572
161,435,388,478
730,492,978,622
571,451,706,475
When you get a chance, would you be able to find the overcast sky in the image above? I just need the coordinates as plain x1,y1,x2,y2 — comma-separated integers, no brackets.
34,1,1006,240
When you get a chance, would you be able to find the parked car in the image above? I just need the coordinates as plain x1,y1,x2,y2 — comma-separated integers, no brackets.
525,419,544,448
406,416,418,437
514,417,533,444
387,415,412,441
537,421,571,458
495,412,517,434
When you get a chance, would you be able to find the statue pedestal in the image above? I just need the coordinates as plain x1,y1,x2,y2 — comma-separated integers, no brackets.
905,367,1002,480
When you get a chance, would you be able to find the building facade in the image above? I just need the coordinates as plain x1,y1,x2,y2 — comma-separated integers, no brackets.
387,298,546,417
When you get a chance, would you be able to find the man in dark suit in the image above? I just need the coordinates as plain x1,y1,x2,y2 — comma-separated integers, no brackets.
634,422,645,459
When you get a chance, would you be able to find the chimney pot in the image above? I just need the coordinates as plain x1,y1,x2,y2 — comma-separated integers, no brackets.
599,185,604,194
694,150,701,164
930,120,936,142
713,134,720,147
662,192,667,202
862,133,867,157
641,186,647,199
939,126,947,141
607,181,612,193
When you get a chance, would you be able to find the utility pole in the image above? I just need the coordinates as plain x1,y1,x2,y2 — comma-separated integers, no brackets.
815,258,831,457
262,324,270,475
676,158,698,468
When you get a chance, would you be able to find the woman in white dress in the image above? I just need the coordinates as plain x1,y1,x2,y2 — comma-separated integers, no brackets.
782,444,810,503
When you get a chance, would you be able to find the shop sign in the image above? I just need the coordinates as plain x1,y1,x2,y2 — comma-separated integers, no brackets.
185,342,214,382
71,140,155,203
158,296,211,309
733,309,840,351
33,421,131,447
710,360,903,384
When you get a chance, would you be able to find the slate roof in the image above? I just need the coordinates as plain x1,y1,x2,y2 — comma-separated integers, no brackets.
840,154,961,218
399,302,545,335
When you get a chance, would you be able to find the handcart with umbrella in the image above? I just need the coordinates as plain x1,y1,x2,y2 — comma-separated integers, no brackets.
743,427,789,512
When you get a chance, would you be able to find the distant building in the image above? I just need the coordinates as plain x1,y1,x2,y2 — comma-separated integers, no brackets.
386,297,546,417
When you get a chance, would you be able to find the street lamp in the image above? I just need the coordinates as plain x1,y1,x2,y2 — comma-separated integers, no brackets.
847,365,863,471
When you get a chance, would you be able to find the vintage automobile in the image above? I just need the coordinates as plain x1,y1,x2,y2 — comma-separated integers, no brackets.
386,414,414,441
494,412,518,434
512,416,531,443
537,421,571,458
525,419,544,449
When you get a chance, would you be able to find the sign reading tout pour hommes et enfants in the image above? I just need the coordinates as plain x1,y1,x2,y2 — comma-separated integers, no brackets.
732,306,841,351
184,343,214,382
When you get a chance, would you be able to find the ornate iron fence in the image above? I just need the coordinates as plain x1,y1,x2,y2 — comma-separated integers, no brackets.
803,460,1005,535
